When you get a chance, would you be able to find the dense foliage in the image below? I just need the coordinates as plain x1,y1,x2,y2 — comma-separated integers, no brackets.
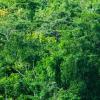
0,0,100,100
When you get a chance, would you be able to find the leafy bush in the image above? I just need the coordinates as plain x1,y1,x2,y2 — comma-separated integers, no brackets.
0,0,100,100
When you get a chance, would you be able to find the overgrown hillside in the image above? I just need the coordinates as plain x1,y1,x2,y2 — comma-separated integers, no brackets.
0,0,100,100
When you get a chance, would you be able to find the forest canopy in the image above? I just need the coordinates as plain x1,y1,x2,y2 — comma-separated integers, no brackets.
0,0,100,100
